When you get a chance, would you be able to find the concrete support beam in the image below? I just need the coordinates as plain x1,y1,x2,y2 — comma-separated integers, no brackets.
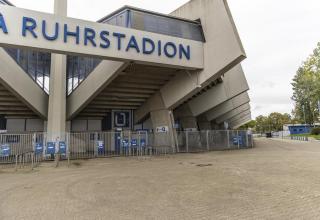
160,0,246,109
67,61,128,120
187,65,249,116
216,103,251,124
0,48,48,119
228,110,251,125
173,104,198,130
197,115,212,130
230,115,252,129
150,109,176,149
47,0,67,141
205,92,250,122
135,92,176,148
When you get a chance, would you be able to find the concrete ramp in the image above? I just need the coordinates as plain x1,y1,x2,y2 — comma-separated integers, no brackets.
0,48,48,119
67,61,129,120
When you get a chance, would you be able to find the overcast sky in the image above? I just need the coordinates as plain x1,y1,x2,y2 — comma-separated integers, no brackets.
9,0,320,118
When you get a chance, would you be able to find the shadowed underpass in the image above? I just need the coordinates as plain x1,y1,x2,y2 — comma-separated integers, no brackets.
1,138,320,220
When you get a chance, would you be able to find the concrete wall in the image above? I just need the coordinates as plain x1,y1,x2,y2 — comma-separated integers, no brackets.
6,118,44,132
71,119,102,132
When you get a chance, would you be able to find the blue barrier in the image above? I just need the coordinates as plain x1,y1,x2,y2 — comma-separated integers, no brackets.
97,141,105,154
131,139,137,147
233,136,243,145
59,142,67,154
46,142,56,155
0,144,11,157
140,139,146,147
35,143,43,155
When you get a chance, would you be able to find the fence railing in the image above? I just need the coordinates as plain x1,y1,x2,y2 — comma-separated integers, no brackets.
0,130,253,170
271,131,309,141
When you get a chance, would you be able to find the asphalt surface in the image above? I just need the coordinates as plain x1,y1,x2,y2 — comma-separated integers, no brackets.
1,138,320,220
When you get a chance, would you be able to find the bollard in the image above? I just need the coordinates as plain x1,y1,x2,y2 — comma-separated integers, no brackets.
206,130,210,151
186,131,189,153
15,154,18,171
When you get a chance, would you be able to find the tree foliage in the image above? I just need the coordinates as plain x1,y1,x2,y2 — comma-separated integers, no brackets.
292,43,320,124
243,113,293,133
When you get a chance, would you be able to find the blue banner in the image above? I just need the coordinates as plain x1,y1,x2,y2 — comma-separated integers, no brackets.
233,136,243,145
34,143,43,155
46,142,55,154
122,139,130,148
97,141,104,154
140,139,146,147
0,144,11,157
131,139,138,147
59,142,67,155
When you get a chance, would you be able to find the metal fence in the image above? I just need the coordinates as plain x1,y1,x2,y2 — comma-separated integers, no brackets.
177,130,253,153
0,130,253,170
271,131,309,141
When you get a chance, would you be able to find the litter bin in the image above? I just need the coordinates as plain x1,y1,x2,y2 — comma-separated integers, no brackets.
266,132,272,138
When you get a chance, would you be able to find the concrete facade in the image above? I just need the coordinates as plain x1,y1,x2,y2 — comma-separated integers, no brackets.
0,0,251,144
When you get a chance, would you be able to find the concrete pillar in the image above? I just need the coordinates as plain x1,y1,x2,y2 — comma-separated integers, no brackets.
197,115,211,130
173,104,198,131
47,0,67,141
150,109,176,149
136,92,176,149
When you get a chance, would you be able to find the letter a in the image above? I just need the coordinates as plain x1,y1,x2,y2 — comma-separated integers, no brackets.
0,13,8,34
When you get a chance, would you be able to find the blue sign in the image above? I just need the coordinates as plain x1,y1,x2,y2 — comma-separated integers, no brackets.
122,139,130,148
46,142,56,154
0,144,10,157
59,142,67,155
97,141,104,154
131,139,137,147
34,143,43,155
140,139,146,147
233,136,243,145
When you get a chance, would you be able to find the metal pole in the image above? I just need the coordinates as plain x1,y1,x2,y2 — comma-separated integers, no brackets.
206,130,209,151
246,131,249,148
237,130,240,149
227,130,230,149
186,131,189,153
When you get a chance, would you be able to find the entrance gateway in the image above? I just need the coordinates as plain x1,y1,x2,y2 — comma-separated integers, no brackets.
0,0,251,154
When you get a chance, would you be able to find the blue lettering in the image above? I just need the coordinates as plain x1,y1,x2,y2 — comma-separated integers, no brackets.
0,13,8,34
100,31,110,49
113,32,126,50
179,44,190,60
158,40,162,56
42,20,59,41
142,38,155,55
64,24,80,44
164,42,177,58
22,17,38,38
84,27,96,47
126,35,140,53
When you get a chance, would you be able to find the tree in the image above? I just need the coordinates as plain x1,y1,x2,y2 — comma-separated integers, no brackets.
292,43,320,124
254,113,293,133
238,120,256,130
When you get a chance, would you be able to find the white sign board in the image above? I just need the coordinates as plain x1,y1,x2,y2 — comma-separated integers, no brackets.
0,5,204,69
156,126,169,133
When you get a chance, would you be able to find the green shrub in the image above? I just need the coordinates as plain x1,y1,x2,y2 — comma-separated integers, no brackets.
311,127,320,135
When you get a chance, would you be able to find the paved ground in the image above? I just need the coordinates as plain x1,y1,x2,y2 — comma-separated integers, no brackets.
1,138,320,220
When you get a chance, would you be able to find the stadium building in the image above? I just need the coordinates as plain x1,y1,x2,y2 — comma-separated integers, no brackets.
0,0,251,149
